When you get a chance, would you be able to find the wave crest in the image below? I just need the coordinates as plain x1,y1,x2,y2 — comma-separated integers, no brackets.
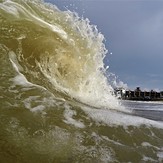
0,0,120,109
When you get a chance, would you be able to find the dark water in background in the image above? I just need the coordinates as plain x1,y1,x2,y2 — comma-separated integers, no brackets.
0,0,163,162
122,100,163,122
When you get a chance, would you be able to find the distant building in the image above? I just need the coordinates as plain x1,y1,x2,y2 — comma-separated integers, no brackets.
114,87,163,101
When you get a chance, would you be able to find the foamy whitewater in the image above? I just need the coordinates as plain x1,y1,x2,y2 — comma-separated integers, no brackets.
0,0,163,162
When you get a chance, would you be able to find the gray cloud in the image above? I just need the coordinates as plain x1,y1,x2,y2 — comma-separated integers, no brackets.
46,0,163,90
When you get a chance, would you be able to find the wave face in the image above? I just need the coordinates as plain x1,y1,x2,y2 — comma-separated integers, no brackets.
0,1,163,162
0,0,119,109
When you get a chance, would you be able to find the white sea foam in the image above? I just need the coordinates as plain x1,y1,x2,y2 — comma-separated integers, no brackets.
142,156,157,162
0,1,19,18
82,106,163,129
141,142,159,150
9,51,36,87
63,103,85,128
157,148,163,162
9,51,50,93
30,105,45,112
12,74,32,87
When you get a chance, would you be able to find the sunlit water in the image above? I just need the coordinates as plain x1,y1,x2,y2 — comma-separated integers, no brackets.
0,0,163,162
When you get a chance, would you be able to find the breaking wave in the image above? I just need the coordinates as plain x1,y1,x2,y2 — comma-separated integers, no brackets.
0,0,119,109
1,1,163,162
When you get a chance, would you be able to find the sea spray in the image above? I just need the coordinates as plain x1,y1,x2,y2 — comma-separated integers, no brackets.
0,0,120,109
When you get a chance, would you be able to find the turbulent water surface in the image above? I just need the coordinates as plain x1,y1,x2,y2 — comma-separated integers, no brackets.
0,0,163,162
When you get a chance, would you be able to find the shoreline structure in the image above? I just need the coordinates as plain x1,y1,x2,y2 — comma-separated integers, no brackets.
115,87,163,101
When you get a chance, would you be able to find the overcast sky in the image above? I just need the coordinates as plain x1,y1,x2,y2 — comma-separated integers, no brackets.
46,0,163,90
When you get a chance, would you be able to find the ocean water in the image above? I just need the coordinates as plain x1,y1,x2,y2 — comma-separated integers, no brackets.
0,0,163,162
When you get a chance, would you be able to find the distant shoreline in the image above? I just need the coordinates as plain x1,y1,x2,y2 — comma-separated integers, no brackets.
122,98,163,102
115,87,163,102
